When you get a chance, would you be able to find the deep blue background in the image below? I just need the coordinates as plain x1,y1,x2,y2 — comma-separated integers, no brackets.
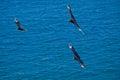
0,0,120,80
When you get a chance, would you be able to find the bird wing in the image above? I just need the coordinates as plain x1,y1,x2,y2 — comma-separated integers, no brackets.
78,59,86,69
67,4,75,20
74,23,85,34
70,45,80,59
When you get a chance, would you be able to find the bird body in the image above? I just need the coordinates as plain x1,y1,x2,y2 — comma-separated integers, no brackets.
14,18,27,31
69,44,86,69
67,4,84,34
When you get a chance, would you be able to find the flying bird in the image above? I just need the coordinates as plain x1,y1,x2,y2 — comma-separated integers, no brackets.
67,4,84,34
14,18,27,31
69,43,86,69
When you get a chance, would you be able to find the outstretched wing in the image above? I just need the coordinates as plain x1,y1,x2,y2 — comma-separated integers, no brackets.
69,44,80,59
67,4,75,20
74,23,85,34
78,58,86,69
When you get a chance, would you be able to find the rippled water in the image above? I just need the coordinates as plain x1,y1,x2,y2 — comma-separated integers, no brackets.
0,0,120,80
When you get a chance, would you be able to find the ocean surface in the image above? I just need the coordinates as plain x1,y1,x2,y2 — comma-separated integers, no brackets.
0,0,120,80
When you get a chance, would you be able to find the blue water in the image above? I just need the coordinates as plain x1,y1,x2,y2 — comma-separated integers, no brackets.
0,0,120,80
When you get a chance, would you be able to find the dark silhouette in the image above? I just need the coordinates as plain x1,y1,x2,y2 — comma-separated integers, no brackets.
67,4,84,34
14,18,27,31
69,43,86,69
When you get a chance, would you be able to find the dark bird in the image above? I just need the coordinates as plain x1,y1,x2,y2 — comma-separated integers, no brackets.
69,43,86,69
14,18,27,31
67,4,84,34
